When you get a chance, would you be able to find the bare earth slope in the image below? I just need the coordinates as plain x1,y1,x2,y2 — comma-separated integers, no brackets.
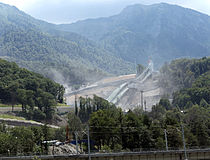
66,72,162,111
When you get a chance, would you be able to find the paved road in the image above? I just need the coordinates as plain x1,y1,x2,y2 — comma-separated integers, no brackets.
0,107,22,113
0,106,72,114
56,106,73,114
0,118,60,128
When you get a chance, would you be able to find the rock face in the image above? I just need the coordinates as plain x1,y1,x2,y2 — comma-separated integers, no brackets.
49,144,82,155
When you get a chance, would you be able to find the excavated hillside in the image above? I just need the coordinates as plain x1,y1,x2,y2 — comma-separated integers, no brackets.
66,71,163,111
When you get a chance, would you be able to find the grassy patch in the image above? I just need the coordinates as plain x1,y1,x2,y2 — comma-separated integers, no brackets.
0,114,25,120
0,104,22,108
56,103,70,107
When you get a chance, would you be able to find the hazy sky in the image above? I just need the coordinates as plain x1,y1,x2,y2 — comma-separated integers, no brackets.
0,0,210,24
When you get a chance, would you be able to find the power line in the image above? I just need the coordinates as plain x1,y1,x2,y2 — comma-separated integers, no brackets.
89,125,181,129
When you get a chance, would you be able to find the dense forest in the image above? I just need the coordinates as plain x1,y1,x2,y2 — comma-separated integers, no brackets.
89,101,210,151
1,97,210,156
0,2,134,86
69,95,210,151
173,71,210,109
0,59,64,120
160,57,210,95
160,56,210,109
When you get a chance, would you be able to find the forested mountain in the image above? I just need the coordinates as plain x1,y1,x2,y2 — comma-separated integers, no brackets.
1,2,210,86
0,2,134,86
58,3,210,67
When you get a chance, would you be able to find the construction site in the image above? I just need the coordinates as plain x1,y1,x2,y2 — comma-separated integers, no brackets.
66,60,163,111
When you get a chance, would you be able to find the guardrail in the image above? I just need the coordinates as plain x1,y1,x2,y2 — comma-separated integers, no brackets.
1,148,210,160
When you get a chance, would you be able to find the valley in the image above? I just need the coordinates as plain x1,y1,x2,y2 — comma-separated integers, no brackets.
0,1,210,158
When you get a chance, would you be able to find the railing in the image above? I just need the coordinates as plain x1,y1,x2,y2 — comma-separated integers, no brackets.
1,146,210,157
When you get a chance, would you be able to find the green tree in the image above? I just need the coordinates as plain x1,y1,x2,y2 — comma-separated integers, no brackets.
149,104,166,121
37,90,56,120
159,98,171,110
200,98,209,108
10,127,35,155
17,89,27,112
54,127,66,142
7,81,19,111
184,105,210,146
68,112,83,133
122,110,144,150
89,109,120,150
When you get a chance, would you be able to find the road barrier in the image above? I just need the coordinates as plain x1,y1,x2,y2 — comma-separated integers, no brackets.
1,148,210,160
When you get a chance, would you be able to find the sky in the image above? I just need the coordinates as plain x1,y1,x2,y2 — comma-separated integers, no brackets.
0,0,210,24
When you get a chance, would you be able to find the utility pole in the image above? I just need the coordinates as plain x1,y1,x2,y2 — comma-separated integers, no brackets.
75,132,79,155
66,125,70,142
141,91,143,110
164,129,168,151
87,125,91,160
75,94,78,116
181,124,188,160
135,59,137,75
85,95,88,109
144,100,147,112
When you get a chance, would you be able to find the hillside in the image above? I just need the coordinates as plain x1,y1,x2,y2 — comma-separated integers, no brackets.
58,3,210,67
0,58,64,120
160,57,210,92
0,2,134,86
159,57,210,107
172,71,210,109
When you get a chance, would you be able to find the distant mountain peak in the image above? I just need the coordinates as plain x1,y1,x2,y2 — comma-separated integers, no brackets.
0,2,19,11
57,2,210,68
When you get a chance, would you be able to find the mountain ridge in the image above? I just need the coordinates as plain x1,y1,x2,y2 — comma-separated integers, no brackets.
0,2,134,86
57,3,210,67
